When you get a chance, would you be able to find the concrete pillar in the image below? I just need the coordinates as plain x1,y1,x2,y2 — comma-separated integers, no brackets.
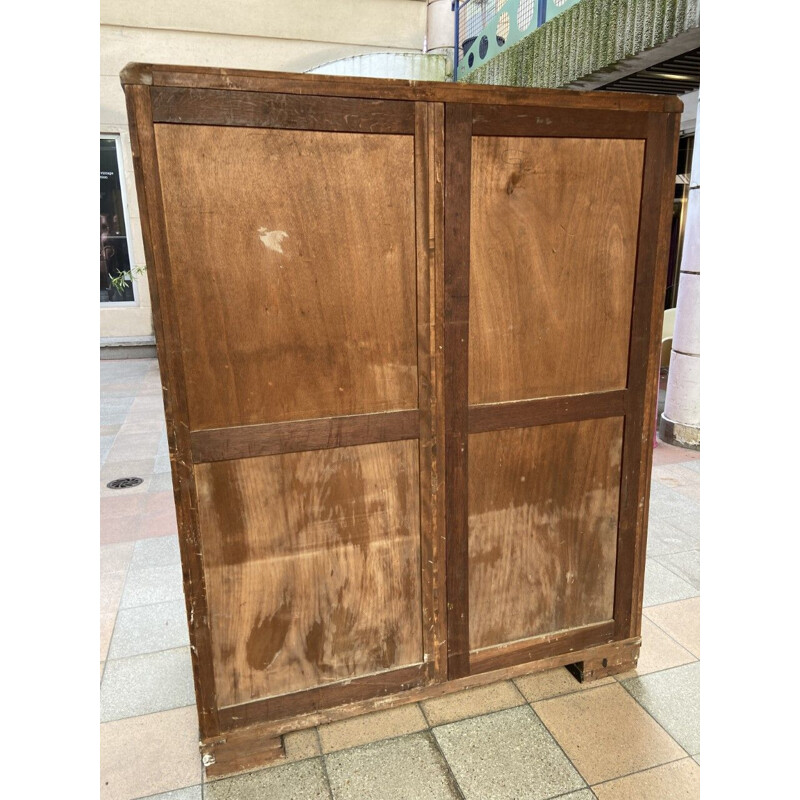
660,98,700,449
426,0,455,71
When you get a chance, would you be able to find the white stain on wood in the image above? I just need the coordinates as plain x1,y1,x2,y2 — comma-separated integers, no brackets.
258,228,288,254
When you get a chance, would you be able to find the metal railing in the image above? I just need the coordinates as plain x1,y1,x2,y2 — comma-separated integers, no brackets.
454,0,583,81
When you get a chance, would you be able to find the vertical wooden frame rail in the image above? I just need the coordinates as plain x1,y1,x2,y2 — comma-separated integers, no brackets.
122,63,681,776
446,103,681,678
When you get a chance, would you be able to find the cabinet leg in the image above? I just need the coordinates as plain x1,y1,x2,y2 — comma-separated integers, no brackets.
201,731,285,779
567,642,641,683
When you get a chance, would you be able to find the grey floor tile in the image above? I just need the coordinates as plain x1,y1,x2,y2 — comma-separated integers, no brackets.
661,510,700,539
646,518,699,557
155,454,172,474
139,787,202,800
683,459,701,473
554,792,596,800
433,706,585,800
205,757,330,800
622,662,700,756
121,563,184,608
326,732,459,800
108,598,190,659
150,472,176,492
131,535,182,569
101,434,116,465
643,559,699,607
648,484,698,520
655,550,700,590
100,646,195,722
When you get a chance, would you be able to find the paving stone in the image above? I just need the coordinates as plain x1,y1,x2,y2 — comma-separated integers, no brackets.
533,683,685,785
319,703,427,753
661,510,700,539
655,550,700,590
646,518,699,557
644,597,700,658
421,680,524,726
121,563,184,608
139,787,202,800
284,728,321,762
204,758,330,800
615,617,695,679
622,662,700,756
131,535,181,569
326,732,459,800
108,598,190,659
514,668,613,703
100,646,195,722
592,757,699,799
643,559,699,607
433,705,585,800
100,706,200,800
101,541,135,574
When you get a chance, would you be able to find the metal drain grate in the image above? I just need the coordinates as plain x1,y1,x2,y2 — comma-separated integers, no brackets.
106,477,143,490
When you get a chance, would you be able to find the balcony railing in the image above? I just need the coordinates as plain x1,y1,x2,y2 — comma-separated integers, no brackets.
454,0,582,81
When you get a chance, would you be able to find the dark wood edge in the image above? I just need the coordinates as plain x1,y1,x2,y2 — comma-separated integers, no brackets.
218,664,427,730
123,84,220,738
613,113,681,638
415,101,435,681
202,733,284,779
629,112,683,637
468,390,627,434
119,63,683,113
190,410,419,463
471,105,648,138
566,639,641,682
444,103,472,680
201,637,642,759
468,620,616,675
151,86,415,134
432,102,448,682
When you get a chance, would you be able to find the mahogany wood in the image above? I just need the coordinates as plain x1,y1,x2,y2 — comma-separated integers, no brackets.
122,63,681,777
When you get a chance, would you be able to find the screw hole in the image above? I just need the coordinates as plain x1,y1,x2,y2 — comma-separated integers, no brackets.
602,658,608,668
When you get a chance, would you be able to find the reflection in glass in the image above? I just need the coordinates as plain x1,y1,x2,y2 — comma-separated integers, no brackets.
100,137,133,303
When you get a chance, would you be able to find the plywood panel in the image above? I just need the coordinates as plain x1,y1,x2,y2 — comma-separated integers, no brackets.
468,137,645,405
195,440,422,707
154,124,418,430
468,418,623,651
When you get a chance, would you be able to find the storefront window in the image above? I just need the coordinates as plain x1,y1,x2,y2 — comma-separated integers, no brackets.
100,137,134,303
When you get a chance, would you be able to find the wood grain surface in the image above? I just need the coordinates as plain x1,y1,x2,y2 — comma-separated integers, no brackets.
468,136,645,405
196,440,423,707
154,124,418,430
152,86,415,133
468,417,623,650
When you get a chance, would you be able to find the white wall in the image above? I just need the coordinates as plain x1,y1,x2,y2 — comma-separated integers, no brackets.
100,0,428,341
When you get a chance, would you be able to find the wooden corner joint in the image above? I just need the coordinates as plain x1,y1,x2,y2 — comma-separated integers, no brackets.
566,637,642,683
200,729,286,779
120,62,154,86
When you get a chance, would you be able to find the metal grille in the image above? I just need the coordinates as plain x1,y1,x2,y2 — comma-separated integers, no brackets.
456,1,537,63
603,48,700,96
106,477,144,490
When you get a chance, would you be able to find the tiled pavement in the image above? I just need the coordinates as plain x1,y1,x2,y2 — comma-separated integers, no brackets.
100,358,700,800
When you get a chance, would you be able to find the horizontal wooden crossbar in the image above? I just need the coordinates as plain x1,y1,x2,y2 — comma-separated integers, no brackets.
191,409,420,463
218,663,427,729
468,390,627,434
469,620,616,674
151,86,416,134
472,105,648,138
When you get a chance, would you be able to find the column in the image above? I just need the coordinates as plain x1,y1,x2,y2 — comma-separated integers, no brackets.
660,98,700,449
427,0,456,71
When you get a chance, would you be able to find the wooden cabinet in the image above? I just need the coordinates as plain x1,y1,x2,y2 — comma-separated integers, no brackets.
121,63,681,776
